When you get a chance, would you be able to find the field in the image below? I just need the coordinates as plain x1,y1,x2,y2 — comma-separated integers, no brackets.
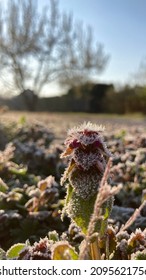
0,111,146,260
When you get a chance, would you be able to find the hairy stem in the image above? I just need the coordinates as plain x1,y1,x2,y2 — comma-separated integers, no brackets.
90,238,101,260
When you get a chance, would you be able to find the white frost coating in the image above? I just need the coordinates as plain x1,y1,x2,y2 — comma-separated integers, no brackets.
61,122,112,199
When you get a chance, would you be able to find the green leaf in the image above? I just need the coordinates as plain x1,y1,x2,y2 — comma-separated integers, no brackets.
67,191,97,234
9,167,27,176
66,187,113,235
99,197,113,237
134,250,146,260
65,184,74,205
6,243,26,259
0,178,8,193
52,242,78,260
48,230,59,242
0,184,8,193
19,115,26,125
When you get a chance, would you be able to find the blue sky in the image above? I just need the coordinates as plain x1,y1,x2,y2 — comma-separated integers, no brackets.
57,0,146,87
2,0,146,96
39,0,146,94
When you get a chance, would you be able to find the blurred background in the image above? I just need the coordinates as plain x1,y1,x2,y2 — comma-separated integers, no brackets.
0,0,146,114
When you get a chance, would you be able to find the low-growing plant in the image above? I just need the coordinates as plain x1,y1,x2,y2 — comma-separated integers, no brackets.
0,121,146,260
60,122,118,259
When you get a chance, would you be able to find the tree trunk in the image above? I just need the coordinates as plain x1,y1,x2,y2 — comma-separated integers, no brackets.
21,89,38,111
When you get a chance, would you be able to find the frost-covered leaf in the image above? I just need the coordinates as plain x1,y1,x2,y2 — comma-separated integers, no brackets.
6,243,26,259
132,249,146,260
52,242,78,260
66,190,96,234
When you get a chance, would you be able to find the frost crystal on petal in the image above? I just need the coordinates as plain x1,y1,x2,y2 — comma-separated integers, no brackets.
68,122,105,135
65,122,105,148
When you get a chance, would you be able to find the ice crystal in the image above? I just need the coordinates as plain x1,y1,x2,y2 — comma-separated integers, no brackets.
61,122,112,199
67,122,105,135
0,143,15,165
38,175,58,190
28,238,51,260
73,149,106,171
128,228,145,247
62,122,106,154
69,167,102,199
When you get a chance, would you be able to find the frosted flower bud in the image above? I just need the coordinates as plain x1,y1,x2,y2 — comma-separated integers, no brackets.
61,122,112,199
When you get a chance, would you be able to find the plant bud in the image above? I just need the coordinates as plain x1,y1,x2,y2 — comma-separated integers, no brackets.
61,122,112,233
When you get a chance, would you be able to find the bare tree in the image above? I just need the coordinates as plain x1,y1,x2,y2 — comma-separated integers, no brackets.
0,0,109,110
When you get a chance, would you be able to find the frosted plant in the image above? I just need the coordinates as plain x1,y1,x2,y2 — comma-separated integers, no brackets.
60,122,113,242
61,122,111,198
